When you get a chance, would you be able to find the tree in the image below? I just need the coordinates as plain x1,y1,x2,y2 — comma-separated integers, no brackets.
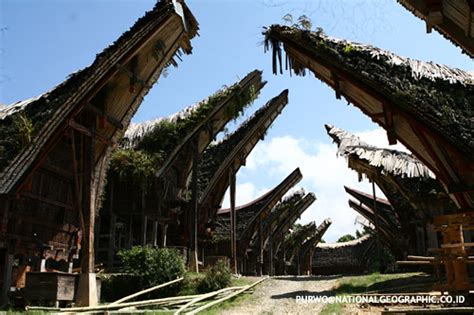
337,234,355,243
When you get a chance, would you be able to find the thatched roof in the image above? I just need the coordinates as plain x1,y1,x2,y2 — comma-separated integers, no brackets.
285,222,316,263
265,25,474,208
328,124,455,215
214,168,302,245
0,0,198,194
197,89,288,207
264,25,474,158
397,0,474,58
108,70,265,186
325,125,433,179
317,234,371,249
272,192,316,254
299,218,332,258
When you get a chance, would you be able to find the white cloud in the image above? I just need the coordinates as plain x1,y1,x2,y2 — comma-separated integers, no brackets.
223,126,404,242
221,182,269,209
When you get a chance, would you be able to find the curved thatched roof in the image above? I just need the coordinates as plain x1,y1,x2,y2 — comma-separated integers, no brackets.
108,70,265,184
317,234,371,249
197,89,288,206
326,125,433,179
328,124,455,216
397,0,474,58
299,218,332,260
0,0,199,193
265,25,474,208
215,168,302,248
272,192,316,254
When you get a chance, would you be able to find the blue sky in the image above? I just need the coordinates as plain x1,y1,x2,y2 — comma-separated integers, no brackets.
1,0,472,241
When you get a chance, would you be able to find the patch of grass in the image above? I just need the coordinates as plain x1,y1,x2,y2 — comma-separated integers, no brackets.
196,277,260,315
198,290,256,315
320,302,344,315
320,272,424,314
334,272,422,295
230,276,253,287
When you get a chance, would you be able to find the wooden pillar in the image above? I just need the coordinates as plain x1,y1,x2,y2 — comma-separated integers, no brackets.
107,214,116,269
141,215,148,246
160,223,168,247
127,215,134,248
76,128,98,306
152,220,159,247
1,251,13,305
372,181,383,272
257,218,263,276
189,141,199,272
443,224,469,292
107,184,116,269
268,232,274,276
229,166,237,274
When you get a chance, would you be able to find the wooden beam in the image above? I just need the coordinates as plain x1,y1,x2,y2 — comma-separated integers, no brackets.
382,102,397,145
68,119,114,146
85,104,124,130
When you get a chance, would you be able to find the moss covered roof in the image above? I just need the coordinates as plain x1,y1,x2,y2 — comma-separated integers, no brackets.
197,90,288,200
109,70,264,184
264,25,474,159
0,0,198,190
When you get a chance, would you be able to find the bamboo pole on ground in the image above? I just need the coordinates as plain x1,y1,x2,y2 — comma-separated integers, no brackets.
109,277,184,305
26,293,202,312
187,277,269,314
174,286,243,314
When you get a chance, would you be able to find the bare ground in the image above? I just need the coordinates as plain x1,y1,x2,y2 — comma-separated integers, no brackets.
220,276,340,315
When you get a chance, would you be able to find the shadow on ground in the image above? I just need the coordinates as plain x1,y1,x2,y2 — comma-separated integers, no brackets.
272,289,336,299
272,275,341,282
270,273,439,300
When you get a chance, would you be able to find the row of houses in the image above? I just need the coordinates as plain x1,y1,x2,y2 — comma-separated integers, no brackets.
0,0,332,306
264,0,473,292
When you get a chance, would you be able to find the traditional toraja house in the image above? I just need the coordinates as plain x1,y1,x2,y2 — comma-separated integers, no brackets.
263,25,474,210
211,168,303,275
283,222,317,275
197,90,288,271
258,189,306,275
0,0,198,305
397,0,474,58
297,219,332,275
326,124,457,257
345,187,407,259
312,234,374,275
271,192,316,275
98,71,265,270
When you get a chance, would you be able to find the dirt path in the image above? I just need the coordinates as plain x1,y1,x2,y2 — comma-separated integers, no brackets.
220,276,340,315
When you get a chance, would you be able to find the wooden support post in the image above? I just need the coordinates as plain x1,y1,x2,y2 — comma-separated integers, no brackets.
152,220,159,247
1,251,13,305
141,215,148,246
76,127,98,307
189,141,200,272
107,184,116,269
372,181,383,272
229,166,237,274
268,232,274,276
127,215,134,248
107,214,116,269
160,223,168,247
257,219,263,276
